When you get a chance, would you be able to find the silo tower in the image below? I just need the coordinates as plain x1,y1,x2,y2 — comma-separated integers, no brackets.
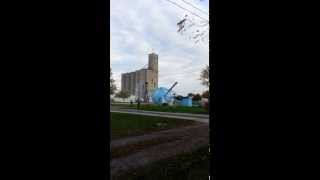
148,52,158,93
148,52,158,73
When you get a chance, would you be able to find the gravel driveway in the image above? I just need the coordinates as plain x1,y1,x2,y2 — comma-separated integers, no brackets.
110,123,209,178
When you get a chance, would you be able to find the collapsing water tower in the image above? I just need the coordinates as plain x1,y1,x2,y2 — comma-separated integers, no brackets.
151,82,193,107
178,96,192,107
151,82,177,105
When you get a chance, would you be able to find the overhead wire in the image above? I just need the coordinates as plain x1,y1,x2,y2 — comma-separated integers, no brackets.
163,0,209,22
180,0,209,15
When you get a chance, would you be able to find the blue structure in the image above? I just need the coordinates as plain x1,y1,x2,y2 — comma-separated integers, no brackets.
150,82,192,107
179,97,192,107
151,87,174,104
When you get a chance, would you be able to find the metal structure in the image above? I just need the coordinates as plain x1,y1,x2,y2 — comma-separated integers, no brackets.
164,82,178,97
144,82,149,103
151,82,178,105
178,97,192,107
150,81,193,107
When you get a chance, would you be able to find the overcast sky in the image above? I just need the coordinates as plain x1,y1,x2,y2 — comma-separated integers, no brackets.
110,0,209,96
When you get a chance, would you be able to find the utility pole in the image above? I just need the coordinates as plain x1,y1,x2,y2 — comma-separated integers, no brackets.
145,82,149,103
137,82,140,101
137,82,141,109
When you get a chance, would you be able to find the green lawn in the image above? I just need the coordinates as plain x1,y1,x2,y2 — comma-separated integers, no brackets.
111,137,179,159
112,145,210,180
111,112,197,140
111,103,208,114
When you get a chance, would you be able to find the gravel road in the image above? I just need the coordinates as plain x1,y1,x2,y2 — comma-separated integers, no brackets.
110,123,209,178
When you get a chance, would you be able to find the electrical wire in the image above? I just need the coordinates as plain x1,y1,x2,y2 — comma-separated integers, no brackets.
181,0,209,15
163,0,209,22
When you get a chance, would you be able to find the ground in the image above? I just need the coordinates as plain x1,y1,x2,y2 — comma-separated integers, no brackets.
111,112,197,140
110,111,209,179
112,146,209,180
111,103,208,114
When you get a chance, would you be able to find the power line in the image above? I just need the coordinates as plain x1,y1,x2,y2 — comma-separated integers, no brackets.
192,20,209,27
181,0,209,15
163,0,209,22
159,68,204,78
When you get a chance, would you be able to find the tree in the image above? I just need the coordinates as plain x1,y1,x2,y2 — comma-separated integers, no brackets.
177,15,209,44
110,68,117,95
175,95,183,101
192,94,202,101
188,93,194,97
174,0,209,44
202,90,209,98
200,65,209,88
115,90,130,101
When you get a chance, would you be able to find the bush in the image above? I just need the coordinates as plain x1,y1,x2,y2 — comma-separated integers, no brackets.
203,102,209,112
192,94,201,101
201,90,209,98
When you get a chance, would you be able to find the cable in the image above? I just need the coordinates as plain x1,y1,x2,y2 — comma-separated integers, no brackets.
194,21,209,27
163,0,209,22
181,0,209,15
159,67,205,78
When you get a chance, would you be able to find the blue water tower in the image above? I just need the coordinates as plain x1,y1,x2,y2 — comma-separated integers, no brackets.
180,97,192,107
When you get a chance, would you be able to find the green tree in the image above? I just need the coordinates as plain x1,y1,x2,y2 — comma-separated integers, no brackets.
110,68,117,95
188,93,194,97
192,94,202,101
115,90,130,101
175,95,183,101
200,65,209,88
201,90,209,98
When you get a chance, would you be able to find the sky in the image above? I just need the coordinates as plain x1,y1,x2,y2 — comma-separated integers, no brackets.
110,0,209,96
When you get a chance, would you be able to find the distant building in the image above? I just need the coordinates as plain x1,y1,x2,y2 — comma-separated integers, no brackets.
121,53,158,102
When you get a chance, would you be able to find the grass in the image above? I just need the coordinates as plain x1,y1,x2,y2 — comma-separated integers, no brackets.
111,103,208,114
111,137,180,159
111,112,197,140
112,145,210,180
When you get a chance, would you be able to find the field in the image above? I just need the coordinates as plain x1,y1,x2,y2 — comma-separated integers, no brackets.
110,112,209,180
111,103,208,114
111,112,197,140
112,145,210,180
